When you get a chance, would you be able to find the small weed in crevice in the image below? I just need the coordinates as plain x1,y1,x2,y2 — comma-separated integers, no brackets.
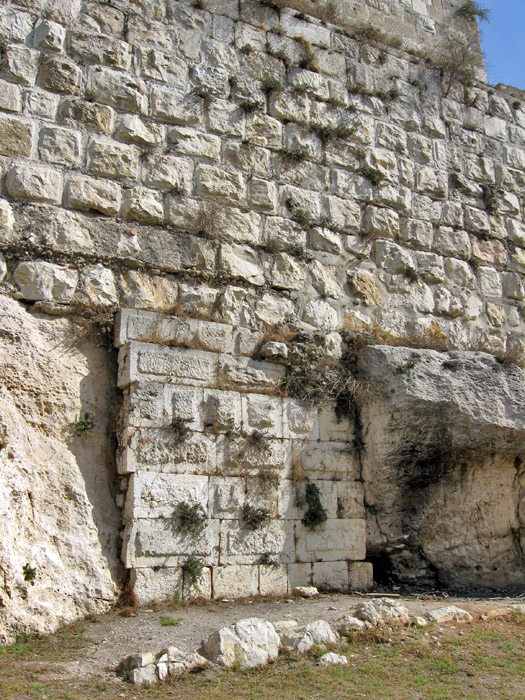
73,411,95,436
22,564,37,586
173,502,207,536
259,552,278,566
247,430,267,447
298,39,320,73
183,556,204,584
358,165,384,186
170,416,191,441
261,75,282,95
310,120,356,145
242,504,271,531
195,201,226,239
239,99,261,113
395,352,421,375
279,147,309,162
481,184,499,214
301,482,327,531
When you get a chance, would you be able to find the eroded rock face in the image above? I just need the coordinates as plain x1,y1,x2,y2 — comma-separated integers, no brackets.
358,345,525,591
0,295,121,642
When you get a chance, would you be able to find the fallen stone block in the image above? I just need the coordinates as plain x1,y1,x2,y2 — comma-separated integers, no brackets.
426,606,473,624
292,586,319,598
201,618,280,669
279,620,338,653
335,615,367,635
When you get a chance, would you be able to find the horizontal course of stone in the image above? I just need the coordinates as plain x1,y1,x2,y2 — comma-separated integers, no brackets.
0,0,522,361
116,309,370,602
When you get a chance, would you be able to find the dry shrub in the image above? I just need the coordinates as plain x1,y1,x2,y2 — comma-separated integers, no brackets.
195,201,227,239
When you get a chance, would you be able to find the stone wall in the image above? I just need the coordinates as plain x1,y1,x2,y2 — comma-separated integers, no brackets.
0,0,524,622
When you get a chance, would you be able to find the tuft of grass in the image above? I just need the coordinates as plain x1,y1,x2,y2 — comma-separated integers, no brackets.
279,146,309,162
238,99,261,113
72,411,94,436
160,616,181,627
310,120,356,145
261,75,282,94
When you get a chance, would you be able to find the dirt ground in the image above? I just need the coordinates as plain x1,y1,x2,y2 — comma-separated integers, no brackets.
42,591,525,677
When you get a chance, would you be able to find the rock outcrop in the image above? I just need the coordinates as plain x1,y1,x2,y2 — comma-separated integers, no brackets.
0,295,121,643
359,345,525,590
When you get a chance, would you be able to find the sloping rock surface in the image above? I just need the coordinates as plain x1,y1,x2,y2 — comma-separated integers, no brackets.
0,295,121,643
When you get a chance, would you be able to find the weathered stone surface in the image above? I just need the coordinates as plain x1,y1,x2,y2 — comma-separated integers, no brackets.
426,606,473,624
7,164,62,204
201,618,280,668
319,653,347,666
279,620,338,653
335,615,367,635
0,115,33,156
14,262,78,302
66,174,121,216
0,295,120,644
359,345,525,590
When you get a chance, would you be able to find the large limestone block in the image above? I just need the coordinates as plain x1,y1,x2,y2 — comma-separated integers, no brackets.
130,567,183,605
201,618,280,668
0,295,120,643
118,427,216,475
0,114,33,157
295,519,366,562
118,342,219,388
213,565,259,598
124,473,209,519
279,620,338,653
122,518,220,567
219,520,295,565
14,261,78,302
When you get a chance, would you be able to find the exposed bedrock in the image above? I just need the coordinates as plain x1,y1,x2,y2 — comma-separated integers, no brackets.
358,345,525,591
0,295,121,643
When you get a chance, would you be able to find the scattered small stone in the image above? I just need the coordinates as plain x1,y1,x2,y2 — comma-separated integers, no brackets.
413,616,428,627
293,586,319,598
319,652,348,667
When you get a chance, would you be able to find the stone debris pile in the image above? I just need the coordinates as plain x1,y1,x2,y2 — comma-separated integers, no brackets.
118,599,478,684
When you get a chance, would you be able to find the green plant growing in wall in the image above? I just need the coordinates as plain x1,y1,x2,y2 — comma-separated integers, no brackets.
183,556,204,584
170,415,191,441
242,503,270,531
455,1,490,23
73,411,94,436
22,563,36,586
433,32,484,97
358,165,384,186
174,502,207,536
301,483,327,531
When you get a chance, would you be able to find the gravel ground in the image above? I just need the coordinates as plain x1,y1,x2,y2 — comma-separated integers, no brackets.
66,591,525,677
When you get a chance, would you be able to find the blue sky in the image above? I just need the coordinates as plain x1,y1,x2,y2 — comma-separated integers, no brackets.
479,1,525,90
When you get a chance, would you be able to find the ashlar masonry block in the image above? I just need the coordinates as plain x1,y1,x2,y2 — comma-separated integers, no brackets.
118,342,219,388
203,388,242,432
213,565,259,598
241,393,283,437
219,520,295,565
209,477,245,519
124,472,208,520
123,518,220,567
118,427,217,475
295,519,366,563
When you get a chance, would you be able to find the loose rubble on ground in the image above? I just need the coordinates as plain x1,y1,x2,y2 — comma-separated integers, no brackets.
117,592,525,685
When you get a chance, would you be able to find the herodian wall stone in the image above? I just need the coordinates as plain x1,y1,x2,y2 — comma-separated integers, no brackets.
0,0,524,631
